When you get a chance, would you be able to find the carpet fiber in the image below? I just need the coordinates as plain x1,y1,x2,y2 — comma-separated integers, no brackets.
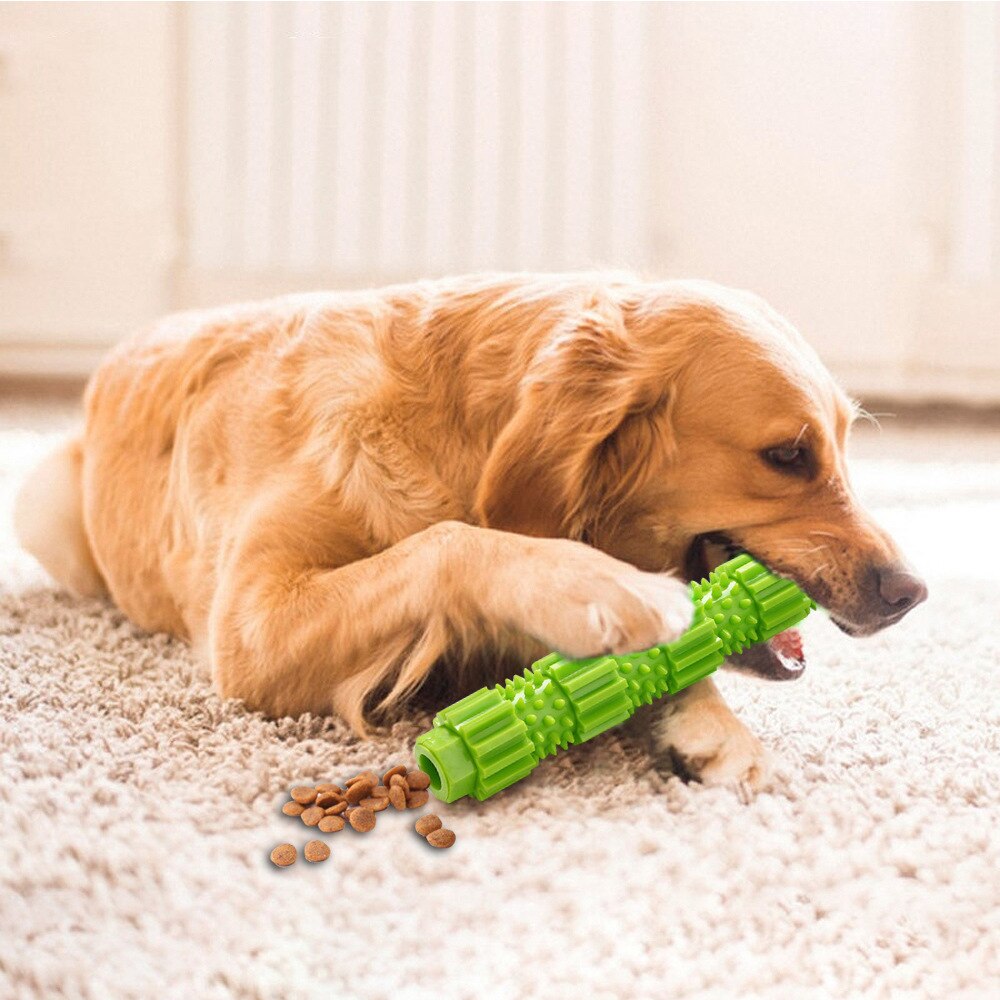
1,399,998,999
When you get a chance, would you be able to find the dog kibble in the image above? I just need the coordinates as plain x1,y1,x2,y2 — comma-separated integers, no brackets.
349,807,377,833
270,843,297,867
426,828,456,849
382,764,407,786
345,780,373,804
415,815,442,837
304,839,331,863
274,767,455,862
406,771,430,791
300,805,325,827
406,790,429,809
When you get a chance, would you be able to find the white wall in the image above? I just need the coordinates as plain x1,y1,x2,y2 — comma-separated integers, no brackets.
0,3,178,375
652,3,1000,402
178,2,651,288
654,4,920,388
1,1,998,401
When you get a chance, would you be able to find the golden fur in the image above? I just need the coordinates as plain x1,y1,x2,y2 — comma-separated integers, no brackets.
16,273,925,791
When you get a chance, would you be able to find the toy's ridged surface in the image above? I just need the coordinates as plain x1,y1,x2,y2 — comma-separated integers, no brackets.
414,554,815,802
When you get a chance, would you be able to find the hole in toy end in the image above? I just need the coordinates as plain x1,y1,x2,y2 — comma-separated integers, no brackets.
413,726,477,801
416,753,441,792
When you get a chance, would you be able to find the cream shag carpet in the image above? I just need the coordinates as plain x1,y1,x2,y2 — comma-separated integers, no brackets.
1,397,998,1000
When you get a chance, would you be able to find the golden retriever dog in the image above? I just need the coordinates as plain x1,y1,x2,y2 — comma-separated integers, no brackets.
15,273,926,792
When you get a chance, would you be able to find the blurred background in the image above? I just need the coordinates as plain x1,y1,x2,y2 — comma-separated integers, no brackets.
1,0,999,405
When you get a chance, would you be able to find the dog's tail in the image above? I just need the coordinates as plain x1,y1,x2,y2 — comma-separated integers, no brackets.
14,436,107,597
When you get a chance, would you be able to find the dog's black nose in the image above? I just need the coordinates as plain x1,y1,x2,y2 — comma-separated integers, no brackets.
876,566,928,616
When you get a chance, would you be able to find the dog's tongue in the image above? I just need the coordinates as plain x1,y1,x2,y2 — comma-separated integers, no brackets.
725,629,806,681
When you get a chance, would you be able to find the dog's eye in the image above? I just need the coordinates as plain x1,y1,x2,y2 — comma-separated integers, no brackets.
762,445,810,475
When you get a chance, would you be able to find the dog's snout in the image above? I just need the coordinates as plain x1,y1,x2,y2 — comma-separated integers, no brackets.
875,566,928,617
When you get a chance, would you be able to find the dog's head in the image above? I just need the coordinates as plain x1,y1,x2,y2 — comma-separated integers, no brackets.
475,279,926,677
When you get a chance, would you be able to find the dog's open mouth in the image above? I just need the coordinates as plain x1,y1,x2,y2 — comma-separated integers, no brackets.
684,532,808,682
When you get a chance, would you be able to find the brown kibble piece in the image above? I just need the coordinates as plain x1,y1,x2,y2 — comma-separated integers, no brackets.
290,786,318,805
346,771,379,787
389,774,407,789
345,780,373,804
325,801,348,816
415,815,443,837
315,791,342,809
371,785,390,799
382,764,407,786
300,805,325,827
349,807,376,833
389,784,407,810
406,790,429,809
318,815,345,833
270,843,297,867
316,783,342,794
426,828,456,849
282,801,305,817
304,839,331,863
368,798,388,812
406,770,431,791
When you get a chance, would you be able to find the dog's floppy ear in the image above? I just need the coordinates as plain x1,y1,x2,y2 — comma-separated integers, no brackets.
475,293,670,538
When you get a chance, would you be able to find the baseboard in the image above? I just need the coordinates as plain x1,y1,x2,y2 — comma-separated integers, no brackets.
0,343,111,380
832,364,1000,407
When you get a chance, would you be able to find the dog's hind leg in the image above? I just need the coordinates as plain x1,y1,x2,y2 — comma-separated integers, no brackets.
14,436,107,597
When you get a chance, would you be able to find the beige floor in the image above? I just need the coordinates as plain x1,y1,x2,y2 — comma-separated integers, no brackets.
1,388,998,999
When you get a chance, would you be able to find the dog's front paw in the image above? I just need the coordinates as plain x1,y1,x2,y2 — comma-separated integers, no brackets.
507,538,692,659
654,694,773,798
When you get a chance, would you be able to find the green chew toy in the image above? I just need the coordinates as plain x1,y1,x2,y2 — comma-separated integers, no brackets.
414,553,815,802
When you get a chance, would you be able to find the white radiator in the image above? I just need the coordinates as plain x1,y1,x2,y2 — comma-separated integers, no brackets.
182,1,651,289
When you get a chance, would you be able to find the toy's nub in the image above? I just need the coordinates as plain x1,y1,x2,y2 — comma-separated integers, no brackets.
414,554,815,803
